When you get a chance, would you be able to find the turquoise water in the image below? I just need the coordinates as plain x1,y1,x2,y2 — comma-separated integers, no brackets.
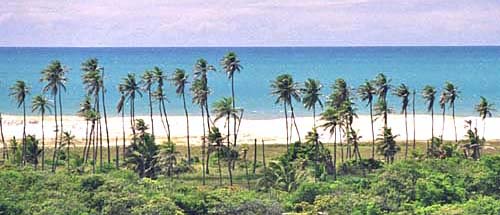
0,47,499,118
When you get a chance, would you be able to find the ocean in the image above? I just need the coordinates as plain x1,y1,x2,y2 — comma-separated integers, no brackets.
0,47,499,118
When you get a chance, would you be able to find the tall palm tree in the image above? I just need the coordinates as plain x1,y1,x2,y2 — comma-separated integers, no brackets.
116,92,127,163
439,90,447,139
141,70,155,136
221,52,242,146
374,73,390,127
357,80,376,158
444,82,459,142
320,107,339,180
171,69,191,163
194,58,216,135
328,78,350,161
118,73,142,138
41,60,68,172
393,84,410,159
78,96,92,167
32,95,53,170
475,96,495,138
271,74,301,149
212,97,241,146
152,67,171,141
82,59,106,168
302,78,323,127
10,80,30,166
191,78,208,182
422,85,437,139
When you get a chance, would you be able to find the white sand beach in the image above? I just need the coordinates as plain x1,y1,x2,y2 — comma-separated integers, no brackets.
0,113,497,146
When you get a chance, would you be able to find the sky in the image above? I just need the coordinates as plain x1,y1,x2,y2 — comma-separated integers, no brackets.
1,0,500,47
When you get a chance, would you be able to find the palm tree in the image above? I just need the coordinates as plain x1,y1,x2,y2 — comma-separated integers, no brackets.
358,80,376,158
118,73,142,138
422,85,437,139
444,82,459,142
439,90,447,139
152,67,171,141
171,69,191,163
61,131,76,171
41,60,68,172
78,96,92,167
32,95,53,170
116,92,126,162
141,70,155,136
320,107,339,180
0,113,7,161
82,59,106,168
212,97,241,146
270,74,301,148
302,79,323,127
9,80,30,166
328,78,350,161
221,52,242,146
475,96,495,138
191,77,210,177
374,73,391,126
194,58,216,135
376,127,400,164
393,83,410,159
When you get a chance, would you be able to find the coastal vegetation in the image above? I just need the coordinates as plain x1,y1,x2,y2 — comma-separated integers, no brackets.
0,52,499,214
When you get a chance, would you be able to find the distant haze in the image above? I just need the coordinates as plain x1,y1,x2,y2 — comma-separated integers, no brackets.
1,0,500,47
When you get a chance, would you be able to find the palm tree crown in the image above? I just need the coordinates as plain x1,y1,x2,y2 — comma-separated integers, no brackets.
302,79,323,111
475,96,495,120
212,97,240,123
270,74,301,105
394,84,410,113
422,85,437,112
119,73,142,101
172,69,189,95
357,80,376,106
32,95,53,115
40,60,68,96
220,52,242,79
9,81,30,108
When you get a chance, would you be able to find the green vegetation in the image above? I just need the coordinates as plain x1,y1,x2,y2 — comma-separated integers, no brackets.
1,53,499,214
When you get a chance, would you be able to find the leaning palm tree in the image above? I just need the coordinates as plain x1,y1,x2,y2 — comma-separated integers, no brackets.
191,78,209,181
32,95,53,170
171,69,191,163
374,73,391,126
270,74,301,149
302,78,323,127
221,52,242,146
393,83,410,159
320,107,339,180
357,80,376,158
141,70,155,136
118,73,142,138
78,96,92,167
10,80,30,166
41,60,68,172
444,82,459,142
475,96,495,138
152,67,171,141
194,58,216,135
422,85,437,139
212,97,241,146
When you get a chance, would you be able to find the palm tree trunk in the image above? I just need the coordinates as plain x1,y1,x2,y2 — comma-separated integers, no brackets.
404,109,408,159
148,89,154,137
51,94,59,172
101,83,111,165
431,107,434,138
58,90,64,160
204,107,210,175
41,113,45,170
227,114,231,147
160,99,171,141
452,103,457,142
217,147,222,186
115,137,119,168
227,152,233,186
252,138,257,174
413,90,416,150
182,93,191,164
333,127,337,181
201,106,206,185
261,139,266,169
243,149,250,189
289,102,301,143
313,105,316,128
22,101,27,166
231,76,237,147
441,105,446,139
370,102,375,159
82,120,89,163
339,125,344,163
0,113,7,160
96,96,103,169
92,120,97,174
130,99,136,137
66,137,70,171
284,101,289,151
121,109,126,162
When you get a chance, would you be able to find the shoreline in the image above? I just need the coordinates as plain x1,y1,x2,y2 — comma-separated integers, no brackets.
0,113,499,145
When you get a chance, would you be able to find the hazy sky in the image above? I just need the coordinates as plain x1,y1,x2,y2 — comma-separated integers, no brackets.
1,0,499,46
